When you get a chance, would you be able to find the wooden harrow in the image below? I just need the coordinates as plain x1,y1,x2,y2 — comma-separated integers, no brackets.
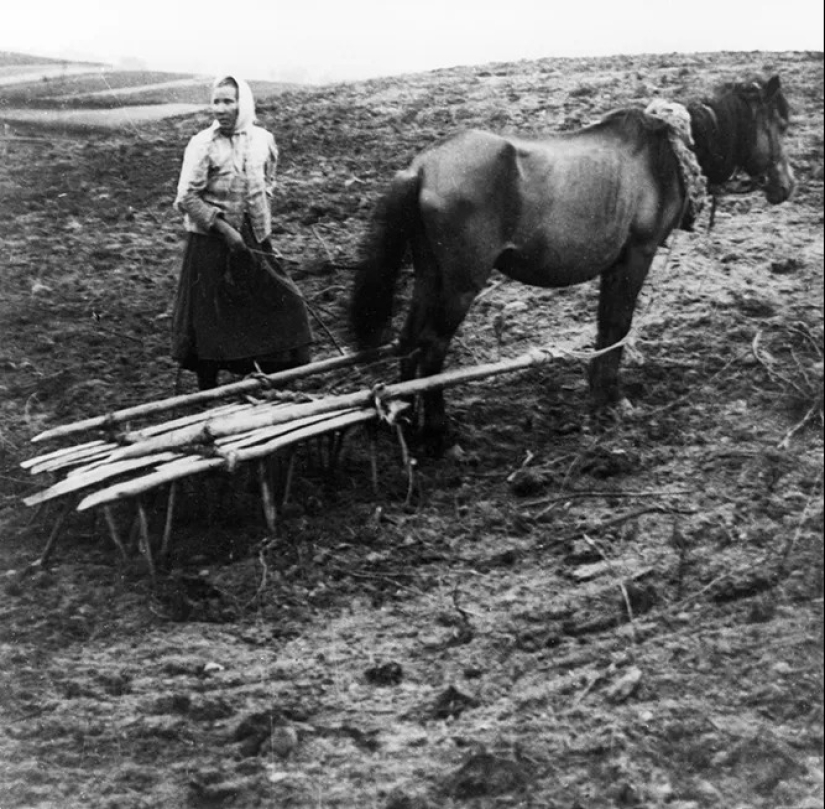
20,342,574,575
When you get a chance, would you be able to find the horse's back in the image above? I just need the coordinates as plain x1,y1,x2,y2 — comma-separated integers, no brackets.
412,130,519,211
409,127,668,285
412,130,523,266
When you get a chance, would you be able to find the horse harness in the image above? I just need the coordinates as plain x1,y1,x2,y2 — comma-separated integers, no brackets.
645,99,708,231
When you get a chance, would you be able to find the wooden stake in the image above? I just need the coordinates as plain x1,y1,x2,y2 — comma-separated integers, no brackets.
127,510,142,553
161,482,177,562
369,424,379,496
30,500,72,570
136,499,156,583
328,428,347,472
103,506,128,561
282,451,296,507
259,461,277,535
395,424,416,507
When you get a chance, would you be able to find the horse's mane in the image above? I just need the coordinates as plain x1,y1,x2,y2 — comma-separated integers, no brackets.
592,107,671,140
708,76,790,120
586,107,680,191
687,74,790,185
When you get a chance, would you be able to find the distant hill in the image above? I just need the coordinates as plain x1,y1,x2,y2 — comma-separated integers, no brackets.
0,52,299,110
0,50,99,67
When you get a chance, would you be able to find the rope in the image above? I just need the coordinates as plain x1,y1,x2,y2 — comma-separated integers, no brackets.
240,245,346,355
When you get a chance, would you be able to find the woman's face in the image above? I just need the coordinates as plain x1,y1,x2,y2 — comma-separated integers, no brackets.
212,83,239,134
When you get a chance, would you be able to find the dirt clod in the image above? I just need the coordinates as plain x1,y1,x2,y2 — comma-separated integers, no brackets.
442,751,534,799
365,660,404,686
431,685,480,720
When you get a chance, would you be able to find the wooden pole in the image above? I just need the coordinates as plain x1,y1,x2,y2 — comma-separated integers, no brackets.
24,451,182,508
161,483,177,562
259,460,277,535
328,428,346,473
103,506,128,561
76,408,377,511
282,450,296,507
24,410,363,508
136,499,156,583
30,500,73,570
106,347,562,463
23,402,251,477
31,344,398,443
395,424,416,507
369,424,379,496
21,439,109,470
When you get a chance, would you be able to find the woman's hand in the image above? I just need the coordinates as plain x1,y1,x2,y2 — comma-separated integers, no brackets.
224,228,248,254
213,218,248,253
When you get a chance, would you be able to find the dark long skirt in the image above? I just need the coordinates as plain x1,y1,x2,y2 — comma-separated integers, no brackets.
171,225,312,387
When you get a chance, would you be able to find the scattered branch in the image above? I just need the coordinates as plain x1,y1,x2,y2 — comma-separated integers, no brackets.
311,226,336,264
581,533,638,646
777,468,824,576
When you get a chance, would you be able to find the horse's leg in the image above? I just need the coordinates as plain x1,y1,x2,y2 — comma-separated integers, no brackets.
707,192,718,231
589,242,656,408
416,244,485,448
398,291,426,382
398,242,479,448
402,208,495,447
394,278,431,434
416,286,478,449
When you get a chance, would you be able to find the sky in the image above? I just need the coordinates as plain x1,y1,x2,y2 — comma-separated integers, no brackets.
2,0,823,83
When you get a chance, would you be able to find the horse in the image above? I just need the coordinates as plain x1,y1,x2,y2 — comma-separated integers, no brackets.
349,75,795,448
689,75,795,223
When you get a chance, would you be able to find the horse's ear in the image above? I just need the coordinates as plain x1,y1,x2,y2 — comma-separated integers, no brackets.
764,75,782,100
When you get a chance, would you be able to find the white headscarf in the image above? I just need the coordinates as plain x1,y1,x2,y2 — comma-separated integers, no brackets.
212,74,256,133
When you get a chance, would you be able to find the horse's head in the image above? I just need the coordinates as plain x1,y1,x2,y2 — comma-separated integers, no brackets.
739,75,796,204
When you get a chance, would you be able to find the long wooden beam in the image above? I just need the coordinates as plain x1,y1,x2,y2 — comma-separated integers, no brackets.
31,343,398,443
77,408,378,511
24,409,365,507
106,347,563,463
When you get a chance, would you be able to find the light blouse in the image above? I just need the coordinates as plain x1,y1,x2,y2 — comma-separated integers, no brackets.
175,123,279,244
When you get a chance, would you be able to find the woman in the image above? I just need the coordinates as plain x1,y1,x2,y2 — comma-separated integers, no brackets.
171,75,312,390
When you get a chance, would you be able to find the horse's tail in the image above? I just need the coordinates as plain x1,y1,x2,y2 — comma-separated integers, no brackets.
350,168,421,348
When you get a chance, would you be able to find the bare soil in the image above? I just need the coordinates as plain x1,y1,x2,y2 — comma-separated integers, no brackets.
0,51,823,809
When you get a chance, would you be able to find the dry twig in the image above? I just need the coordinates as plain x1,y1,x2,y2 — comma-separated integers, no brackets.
580,533,638,646
311,226,336,264
777,468,824,576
